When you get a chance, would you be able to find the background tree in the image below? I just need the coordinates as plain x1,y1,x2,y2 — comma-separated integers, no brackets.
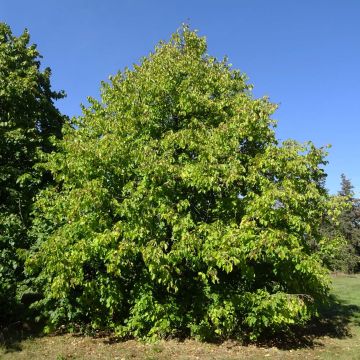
0,23,66,324
320,175,360,273
337,174,360,272
28,27,340,340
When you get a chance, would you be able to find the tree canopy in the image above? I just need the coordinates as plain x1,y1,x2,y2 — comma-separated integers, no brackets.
0,22,65,323
27,27,340,340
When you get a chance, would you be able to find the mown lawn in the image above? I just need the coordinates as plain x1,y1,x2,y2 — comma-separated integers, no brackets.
1,274,360,360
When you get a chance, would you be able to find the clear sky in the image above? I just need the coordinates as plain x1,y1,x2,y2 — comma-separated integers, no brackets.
2,0,359,195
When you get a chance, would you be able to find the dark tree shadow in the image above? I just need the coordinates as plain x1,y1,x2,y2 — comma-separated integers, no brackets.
253,294,360,350
0,319,43,354
0,297,45,355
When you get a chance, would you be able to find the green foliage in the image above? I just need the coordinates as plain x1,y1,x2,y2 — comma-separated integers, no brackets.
27,26,339,340
0,22,65,323
338,175,360,272
322,175,360,273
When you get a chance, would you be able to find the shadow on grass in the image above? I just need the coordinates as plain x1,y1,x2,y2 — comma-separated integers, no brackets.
254,294,360,350
0,318,44,354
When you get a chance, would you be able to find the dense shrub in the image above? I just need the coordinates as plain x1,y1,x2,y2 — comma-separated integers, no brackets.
27,27,340,340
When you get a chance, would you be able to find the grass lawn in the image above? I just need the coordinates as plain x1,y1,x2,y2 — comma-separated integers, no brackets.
1,274,360,360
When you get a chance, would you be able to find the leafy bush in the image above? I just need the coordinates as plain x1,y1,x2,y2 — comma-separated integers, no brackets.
27,27,339,340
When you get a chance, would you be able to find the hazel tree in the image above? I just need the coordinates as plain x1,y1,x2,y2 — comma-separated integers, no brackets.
27,27,340,340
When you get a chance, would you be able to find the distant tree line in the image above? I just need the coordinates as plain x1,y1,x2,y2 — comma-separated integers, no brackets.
0,22,358,341
322,174,360,273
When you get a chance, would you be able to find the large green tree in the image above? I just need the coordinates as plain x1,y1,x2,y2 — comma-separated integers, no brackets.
0,23,65,323
28,27,339,340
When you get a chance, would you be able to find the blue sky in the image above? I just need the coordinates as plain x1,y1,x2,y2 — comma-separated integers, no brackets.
2,0,359,195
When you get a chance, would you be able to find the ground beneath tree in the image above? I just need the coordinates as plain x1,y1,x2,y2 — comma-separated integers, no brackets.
1,274,360,360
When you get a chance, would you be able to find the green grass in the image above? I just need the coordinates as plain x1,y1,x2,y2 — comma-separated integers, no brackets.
1,274,360,360
316,274,360,360
332,274,360,313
